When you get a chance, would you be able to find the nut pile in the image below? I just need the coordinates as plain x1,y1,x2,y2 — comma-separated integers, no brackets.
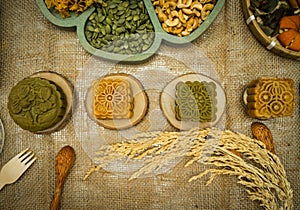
85,0,155,54
152,0,217,36
45,0,97,18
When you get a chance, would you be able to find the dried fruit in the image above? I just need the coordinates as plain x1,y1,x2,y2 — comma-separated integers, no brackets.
251,122,275,154
288,0,300,9
45,0,97,18
277,15,300,51
250,0,279,13
249,0,294,37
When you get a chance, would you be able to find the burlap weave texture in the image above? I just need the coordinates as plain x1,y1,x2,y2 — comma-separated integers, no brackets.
0,0,299,209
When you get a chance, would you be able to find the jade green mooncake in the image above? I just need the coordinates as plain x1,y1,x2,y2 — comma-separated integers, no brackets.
8,77,67,132
175,81,217,122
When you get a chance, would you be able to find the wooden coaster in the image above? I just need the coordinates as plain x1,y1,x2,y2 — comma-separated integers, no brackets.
30,71,73,134
160,73,226,130
85,73,148,130
243,89,248,107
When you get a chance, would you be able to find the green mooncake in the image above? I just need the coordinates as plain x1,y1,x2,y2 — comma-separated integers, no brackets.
175,81,217,122
8,77,67,132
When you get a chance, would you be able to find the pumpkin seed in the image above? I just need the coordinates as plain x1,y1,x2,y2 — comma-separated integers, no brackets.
86,25,95,32
106,17,112,25
98,15,106,23
104,25,111,34
89,13,97,21
108,3,117,9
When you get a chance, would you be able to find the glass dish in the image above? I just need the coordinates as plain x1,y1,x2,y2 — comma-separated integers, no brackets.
0,118,4,154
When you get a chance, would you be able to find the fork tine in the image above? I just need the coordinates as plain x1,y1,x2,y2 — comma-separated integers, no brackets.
24,153,35,165
24,156,37,168
17,148,30,158
19,150,33,162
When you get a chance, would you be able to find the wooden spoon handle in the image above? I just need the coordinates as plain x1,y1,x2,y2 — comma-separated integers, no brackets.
50,184,62,210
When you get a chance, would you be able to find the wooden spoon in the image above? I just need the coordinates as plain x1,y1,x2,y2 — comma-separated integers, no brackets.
50,146,75,210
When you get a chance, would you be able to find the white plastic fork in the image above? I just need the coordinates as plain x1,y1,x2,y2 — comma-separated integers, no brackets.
0,148,37,190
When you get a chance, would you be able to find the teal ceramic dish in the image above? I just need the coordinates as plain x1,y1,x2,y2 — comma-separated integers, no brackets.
36,0,225,62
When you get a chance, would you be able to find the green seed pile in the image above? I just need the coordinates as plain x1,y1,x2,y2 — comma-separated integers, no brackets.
85,0,155,54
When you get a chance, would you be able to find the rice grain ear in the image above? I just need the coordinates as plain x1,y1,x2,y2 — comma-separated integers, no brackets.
251,122,275,154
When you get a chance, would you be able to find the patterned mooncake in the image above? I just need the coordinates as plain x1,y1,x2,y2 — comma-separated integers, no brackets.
8,77,67,132
246,77,295,119
93,79,134,119
175,81,217,122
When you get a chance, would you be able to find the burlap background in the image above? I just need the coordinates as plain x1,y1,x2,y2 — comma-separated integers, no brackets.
0,0,299,209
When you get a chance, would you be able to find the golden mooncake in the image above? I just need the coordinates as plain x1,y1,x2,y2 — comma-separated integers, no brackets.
93,79,134,119
246,77,295,119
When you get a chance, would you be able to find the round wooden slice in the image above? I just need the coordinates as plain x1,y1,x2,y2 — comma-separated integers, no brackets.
85,73,148,130
160,73,226,131
30,71,73,134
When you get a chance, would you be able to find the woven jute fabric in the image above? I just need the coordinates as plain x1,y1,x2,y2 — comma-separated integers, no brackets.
0,0,299,209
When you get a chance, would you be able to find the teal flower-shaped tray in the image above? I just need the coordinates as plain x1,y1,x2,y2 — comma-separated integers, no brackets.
36,0,225,62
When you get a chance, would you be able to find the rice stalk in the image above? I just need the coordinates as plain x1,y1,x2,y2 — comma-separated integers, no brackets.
84,127,293,210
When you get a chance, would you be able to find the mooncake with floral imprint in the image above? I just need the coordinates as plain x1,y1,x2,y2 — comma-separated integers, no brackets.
246,77,295,119
93,79,134,119
175,81,217,122
8,77,67,132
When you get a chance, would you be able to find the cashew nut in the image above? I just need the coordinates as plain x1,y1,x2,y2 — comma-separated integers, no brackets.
165,18,179,27
178,10,186,23
193,9,201,17
159,0,165,7
171,26,184,34
158,9,168,22
186,17,194,28
201,3,214,20
176,22,182,28
188,17,199,32
177,0,192,8
163,1,176,10
182,8,193,15
191,3,203,10
152,1,160,6
181,30,190,36
162,23,170,32
185,0,193,7
183,13,189,21
170,10,179,18
177,0,184,8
